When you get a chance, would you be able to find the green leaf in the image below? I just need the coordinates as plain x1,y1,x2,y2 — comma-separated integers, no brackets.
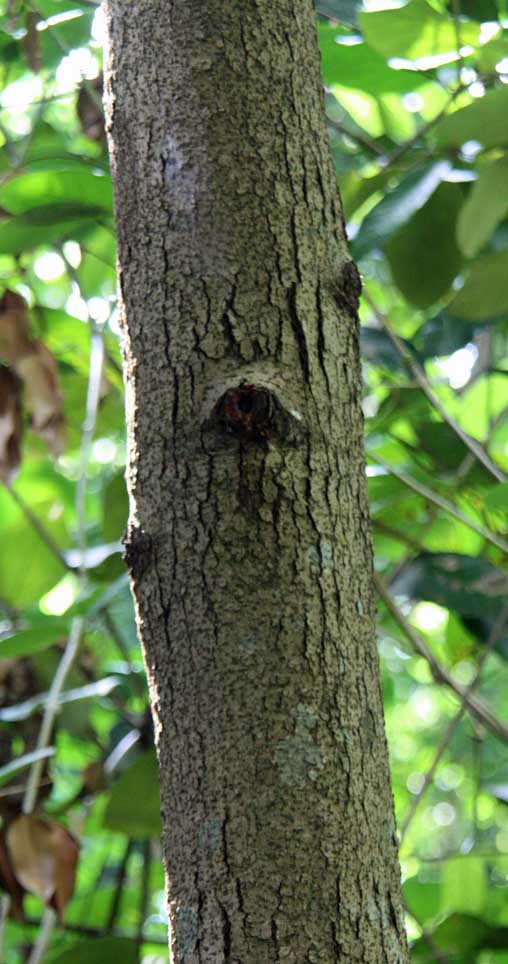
484,482,508,510
458,0,498,18
385,181,464,308
415,310,479,357
441,857,486,916
104,751,162,839
102,474,129,542
0,509,67,608
353,161,451,259
391,553,508,657
449,252,508,320
456,159,508,257
0,171,112,215
411,914,508,962
433,86,508,150
0,206,108,254
360,326,421,372
318,26,428,94
359,0,479,61
0,617,64,659
48,937,138,964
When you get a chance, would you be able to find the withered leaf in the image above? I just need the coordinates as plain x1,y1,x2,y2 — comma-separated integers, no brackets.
0,827,25,920
77,74,105,144
15,340,65,455
22,11,42,74
0,366,23,483
6,814,79,923
0,290,31,365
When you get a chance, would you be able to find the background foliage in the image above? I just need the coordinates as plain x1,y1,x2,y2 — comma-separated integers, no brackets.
0,0,507,961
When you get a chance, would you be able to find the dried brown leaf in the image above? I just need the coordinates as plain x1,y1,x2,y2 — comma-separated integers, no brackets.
15,340,65,454
22,11,42,74
77,74,105,144
0,366,23,483
6,815,79,922
0,290,31,365
0,828,25,920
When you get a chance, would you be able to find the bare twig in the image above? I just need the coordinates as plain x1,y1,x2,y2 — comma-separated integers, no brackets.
399,602,508,843
5,484,72,572
369,453,508,554
363,290,507,484
374,572,508,745
7,329,106,964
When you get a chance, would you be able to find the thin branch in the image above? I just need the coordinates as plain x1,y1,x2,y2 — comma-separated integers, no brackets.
363,290,507,484
0,329,107,964
22,916,167,945
326,115,385,157
5,484,72,572
399,602,508,844
106,839,134,933
136,842,152,962
369,453,508,554
383,84,465,168
374,571,508,744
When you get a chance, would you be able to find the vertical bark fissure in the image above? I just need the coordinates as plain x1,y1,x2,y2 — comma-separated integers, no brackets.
104,1,410,962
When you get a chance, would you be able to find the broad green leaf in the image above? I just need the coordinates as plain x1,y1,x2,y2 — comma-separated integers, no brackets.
353,160,451,259
459,0,498,18
415,310,479,357
0,508,67,607
0,617,64,659
390,553,508,657
411,914,508,962
361,326,420,372
433,86,508,149
102,474,129,542
385,181,464,307
441,857,486,916
318,27,428,93
359,0,479,61
0,171,112,215
484,482,508,510
0,207,108,254
403,877,441,926
456,159,508,257
449,252,508,320
104,751,162,838
48,937,138,964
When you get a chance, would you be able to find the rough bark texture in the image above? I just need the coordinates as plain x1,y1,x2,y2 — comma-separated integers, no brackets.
104,2,410,962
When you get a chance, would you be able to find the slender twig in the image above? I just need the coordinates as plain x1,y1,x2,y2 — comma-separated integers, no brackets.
382,84,465,168
373,519,427,555
5,484,71,572
136,841,152,962
369,454,508,554
326,115,385,157
29,0,104,114
363,290,507,484
399,602,508,843
106,840,134,932
374,572,508,744
6,329,106,964
22,915,167,945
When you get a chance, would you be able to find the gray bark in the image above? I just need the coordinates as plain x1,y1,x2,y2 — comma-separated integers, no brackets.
104,2,410,962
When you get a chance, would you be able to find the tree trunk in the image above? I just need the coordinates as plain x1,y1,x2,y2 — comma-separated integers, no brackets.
104,2,410,962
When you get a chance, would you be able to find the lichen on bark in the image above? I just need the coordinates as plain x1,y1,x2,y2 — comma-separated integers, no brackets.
104,1,410,961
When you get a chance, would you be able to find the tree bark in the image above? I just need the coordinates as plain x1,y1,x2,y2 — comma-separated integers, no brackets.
104,2,410,962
